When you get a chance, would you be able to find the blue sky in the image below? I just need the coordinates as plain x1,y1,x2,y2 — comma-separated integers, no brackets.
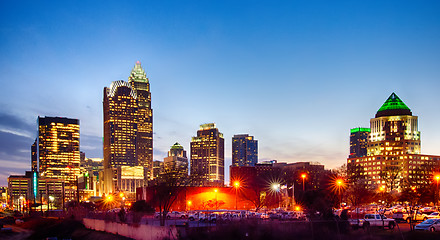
1,0,440,185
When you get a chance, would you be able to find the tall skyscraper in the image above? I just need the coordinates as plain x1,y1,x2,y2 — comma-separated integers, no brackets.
31,139,38,172
103,61,153,172
37,116,80,199
128,62,153,170
190,123,224,186
348,128,370,158
347,93,440,190
163,142,188,178
232,134,258,167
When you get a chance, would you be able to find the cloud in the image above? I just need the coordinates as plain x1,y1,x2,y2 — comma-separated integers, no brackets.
80,134,102,158
0,127,33,138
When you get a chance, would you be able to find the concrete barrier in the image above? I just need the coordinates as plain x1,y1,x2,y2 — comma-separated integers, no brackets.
83,218,178,240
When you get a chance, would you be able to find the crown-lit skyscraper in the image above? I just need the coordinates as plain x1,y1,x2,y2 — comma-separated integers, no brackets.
128,62,153,169
36,116,80,199
347,93,440,190
232,134,258,166
103,61,153,172
164,142,188,179
190,123,224,186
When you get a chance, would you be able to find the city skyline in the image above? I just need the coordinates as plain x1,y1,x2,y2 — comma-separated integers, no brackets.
1,1,440,185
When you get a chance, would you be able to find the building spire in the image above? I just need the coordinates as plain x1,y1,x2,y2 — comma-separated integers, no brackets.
129,60,148,84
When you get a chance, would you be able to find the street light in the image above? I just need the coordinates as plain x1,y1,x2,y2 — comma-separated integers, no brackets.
214,189,218,210
187,201,192,211
233,181,240,210
19,196,24,213
272,183,281,210
301,173,307,191
48,196,54,211
435,174,440,206
335,178,345,209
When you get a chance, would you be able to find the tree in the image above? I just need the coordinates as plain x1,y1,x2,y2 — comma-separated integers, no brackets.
240,174,268,211
150,170,199,226
379,166,402,192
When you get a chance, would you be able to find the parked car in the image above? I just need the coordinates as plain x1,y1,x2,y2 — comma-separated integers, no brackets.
199,213,217,223
166,211,187,219
407,211,432,222
426,212,440,219
392,211,409,222
188,212,200,221
415,219,440,231
357,214,396,229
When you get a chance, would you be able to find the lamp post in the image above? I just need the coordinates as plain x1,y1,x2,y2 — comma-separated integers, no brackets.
435,175,440,207
379,185,386,205
119,192,125,208
19,196,24,213
187,201,192,211
48,196,54,212
301,173,306,191
272,183,281,210
214,189,218,210
233,181,240,210
336,178,345,209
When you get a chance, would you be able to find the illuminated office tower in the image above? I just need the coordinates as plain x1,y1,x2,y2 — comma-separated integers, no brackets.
347,93,440,190
163,142,188,178
190,123,224,186
348,128,370,158
37,116,80,199
31,139,38,172
103,61,153,171
129,61,153,171
232,134,258,167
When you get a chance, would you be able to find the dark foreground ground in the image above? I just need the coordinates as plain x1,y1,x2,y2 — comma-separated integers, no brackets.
3,218,440,240
0,217,131,240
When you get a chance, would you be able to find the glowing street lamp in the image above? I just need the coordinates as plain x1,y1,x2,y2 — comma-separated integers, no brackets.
272,183,281,209
19,196,24,213
233,181,240,210
187,200,192,211
334,178,346,209
435,174,440,206
49,196,54,211
301,173,307,191
214,189,218,209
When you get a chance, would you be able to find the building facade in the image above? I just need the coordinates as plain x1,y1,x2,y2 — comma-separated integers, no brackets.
347,93,440,190
103,61,153,172
8,171,65,210
36,116,80,199
163,142,188,178
190,123,225,186
349,128,370,158
232,134,258,167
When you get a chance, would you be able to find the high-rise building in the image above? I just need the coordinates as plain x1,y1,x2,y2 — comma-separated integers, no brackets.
152,160,164,179
348,128,370,158
37,116,80,199
103,61,153,171
190,123,224,186
347,93,440,190
164,142,188,178
232,134,258,166
31,139,38,172
129,62,153,170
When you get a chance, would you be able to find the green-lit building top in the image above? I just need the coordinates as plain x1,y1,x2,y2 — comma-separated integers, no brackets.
350,127,371,134
170,142,184,150
375,92,412,118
